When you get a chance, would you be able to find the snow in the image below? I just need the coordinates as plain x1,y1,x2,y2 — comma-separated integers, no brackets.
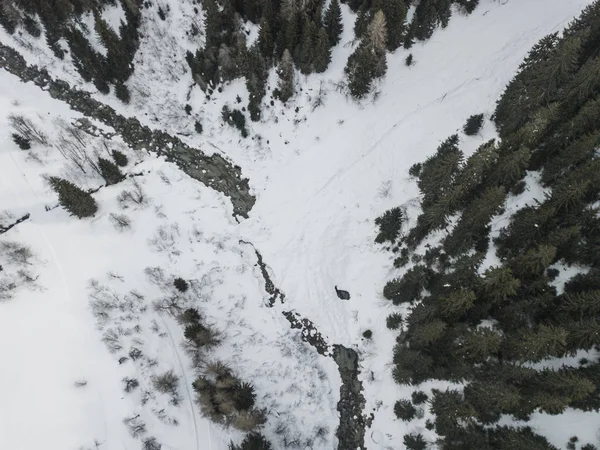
1,0,599,449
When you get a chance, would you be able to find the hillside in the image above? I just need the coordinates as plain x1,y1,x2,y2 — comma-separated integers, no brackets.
1,0,598,449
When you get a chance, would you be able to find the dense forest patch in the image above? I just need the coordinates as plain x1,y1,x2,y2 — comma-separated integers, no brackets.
376,1,600,447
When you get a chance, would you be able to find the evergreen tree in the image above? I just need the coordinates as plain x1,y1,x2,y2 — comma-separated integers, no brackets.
394,399,417,421
404,433,427,450
410,319,447,348
112,150,129,167
437,289,476,321
49,177,98,218
274,49,295,102
229,432,272,450
567,319,600,350
464,381,521,424
430,389,476,436
506,325,568,362
12,133,31,150
374,206,404,243
313,27,331,73
511,244,557,278
345,11,388,98
374,0,407,51
258,17,274,58
480,266,521,303
323,0,343,46
114,82,131,104
298,19,317,74
367,10,388,53
455,327,502,363
98,157,125,185
463,113,485,135
383,265,431,305
95,15,131,82
285,11,302,62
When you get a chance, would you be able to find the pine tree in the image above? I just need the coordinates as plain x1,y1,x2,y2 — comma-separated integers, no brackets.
464,381,521,424
285,11,302,62
463,113,485,135
507,325,568,362
95,15,131,82
274,49,295,102
323,0,343,46
437,289,476,320
512,244,557,278
567,319,600,350
111,150,129,167
49,177,98,218
430,389,476,436
367,10,388,53
313,27,331,73
455,327,502,363
374,207,404,244
345,11,388,99
98,157,125,185
298,19,317,74
258,17,274,58
410,319,447,348
229,432,272,450
374,0,408,51
480,266,521,303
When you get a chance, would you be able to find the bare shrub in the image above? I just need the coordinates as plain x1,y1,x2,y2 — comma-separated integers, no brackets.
123,415,146,438
233,409,266,432
141,437,161,450
8,114,48,145
123,377,140,393
148,224,180,253
74,379,88,388
152,370,180,404
118,179,148,209
102,327,124,353
53,120,102,175
109,213,132,230
0,241,34,265
144,266,166,286
153,295,182,315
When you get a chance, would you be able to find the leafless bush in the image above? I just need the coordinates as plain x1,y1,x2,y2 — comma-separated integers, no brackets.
102,327,124,353
123,377,139,393
109,213,132,231
148,224,180,253
129,347,143,360
144,266,166,287
9,114,48,145
232,410,266,432
118,179,148,209
123,415,146,438
311,81,327,111
0,278,17,301
74,379,88,388
152,370,180,405
53,120,102,175
153,295,182,315
0,241,34,265
141,437,161,450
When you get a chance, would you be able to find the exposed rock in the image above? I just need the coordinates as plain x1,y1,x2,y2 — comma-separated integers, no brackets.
246,242,367,450
0,43,255,218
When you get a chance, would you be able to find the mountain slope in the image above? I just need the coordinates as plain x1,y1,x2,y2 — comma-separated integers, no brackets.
0,0,597,449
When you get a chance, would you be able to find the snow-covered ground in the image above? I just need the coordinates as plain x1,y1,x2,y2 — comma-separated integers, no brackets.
1,0,598,449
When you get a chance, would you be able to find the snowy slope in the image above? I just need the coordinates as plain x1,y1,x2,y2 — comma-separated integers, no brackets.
0,72,338,450
1,0,598,449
